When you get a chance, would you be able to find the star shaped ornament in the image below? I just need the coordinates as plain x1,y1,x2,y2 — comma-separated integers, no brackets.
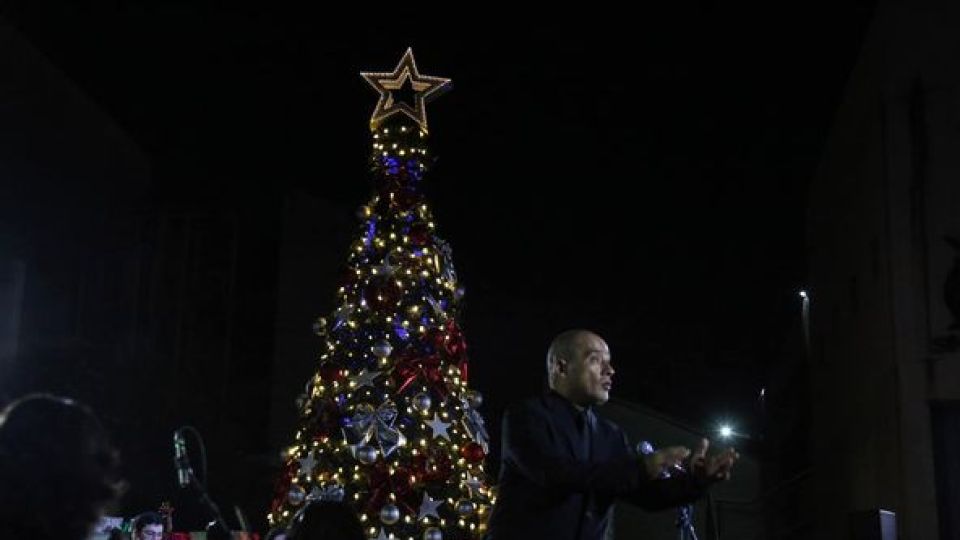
298,451,317,476
425,413,451,440
351,369,382,389
361,48,452,133
418,491,443,519
464,475,484,496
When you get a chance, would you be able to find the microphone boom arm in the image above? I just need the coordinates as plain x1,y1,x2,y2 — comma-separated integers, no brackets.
173,426,233,534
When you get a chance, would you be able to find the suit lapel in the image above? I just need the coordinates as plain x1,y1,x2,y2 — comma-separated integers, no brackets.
544,393,588,461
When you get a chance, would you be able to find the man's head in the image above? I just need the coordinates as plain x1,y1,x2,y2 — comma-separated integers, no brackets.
546,330,614,407
132,512,164,540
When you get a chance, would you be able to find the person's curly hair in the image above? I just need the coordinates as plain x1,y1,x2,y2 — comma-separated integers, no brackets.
0,394,123,540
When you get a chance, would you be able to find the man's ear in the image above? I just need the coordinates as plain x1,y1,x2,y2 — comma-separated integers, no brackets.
555,356,567,374
548,355,566,376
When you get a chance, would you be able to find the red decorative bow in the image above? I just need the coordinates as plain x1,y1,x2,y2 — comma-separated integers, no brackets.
394,350,445,397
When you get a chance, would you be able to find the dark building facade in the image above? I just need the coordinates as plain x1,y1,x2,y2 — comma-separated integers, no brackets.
806,2,960,538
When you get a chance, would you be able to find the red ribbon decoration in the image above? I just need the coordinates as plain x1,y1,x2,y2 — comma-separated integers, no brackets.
269,461,298,513
394,350,445,397
366,461,417,515
431,320,470,384
411,449,454,484
434,320,467,360
392,321,471,398
459,358,469,385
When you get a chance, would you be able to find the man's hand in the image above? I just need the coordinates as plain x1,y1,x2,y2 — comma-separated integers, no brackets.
690,438,738,482
643,446,691,479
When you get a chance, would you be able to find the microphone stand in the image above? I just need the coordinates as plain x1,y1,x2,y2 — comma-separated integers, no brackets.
191,473,230,535
174,426,231,534
676,502,698,540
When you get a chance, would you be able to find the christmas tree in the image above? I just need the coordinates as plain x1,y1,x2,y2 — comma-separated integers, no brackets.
268,49,493,540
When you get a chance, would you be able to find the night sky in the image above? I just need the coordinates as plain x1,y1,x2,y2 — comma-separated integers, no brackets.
6,1,874,512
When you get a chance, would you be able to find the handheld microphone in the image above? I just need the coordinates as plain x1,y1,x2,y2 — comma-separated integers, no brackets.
173,429,194,488
637,440,655,456
637,440,688,479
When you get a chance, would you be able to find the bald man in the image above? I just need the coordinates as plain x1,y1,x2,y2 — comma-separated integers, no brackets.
485,330,737,540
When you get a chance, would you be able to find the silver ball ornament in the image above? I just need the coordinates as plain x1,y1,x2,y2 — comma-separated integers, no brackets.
354,445,378,464
464,390,483,408
412,393,432,412
371,339,393,359
287,485,306,506
379,503,400,525
455,499,476,517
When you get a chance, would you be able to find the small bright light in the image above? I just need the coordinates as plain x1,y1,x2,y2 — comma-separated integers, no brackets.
719,425,734,439
799,290,808,299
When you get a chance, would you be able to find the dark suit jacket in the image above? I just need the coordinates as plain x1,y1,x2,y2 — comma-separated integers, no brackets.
485,391,706,540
